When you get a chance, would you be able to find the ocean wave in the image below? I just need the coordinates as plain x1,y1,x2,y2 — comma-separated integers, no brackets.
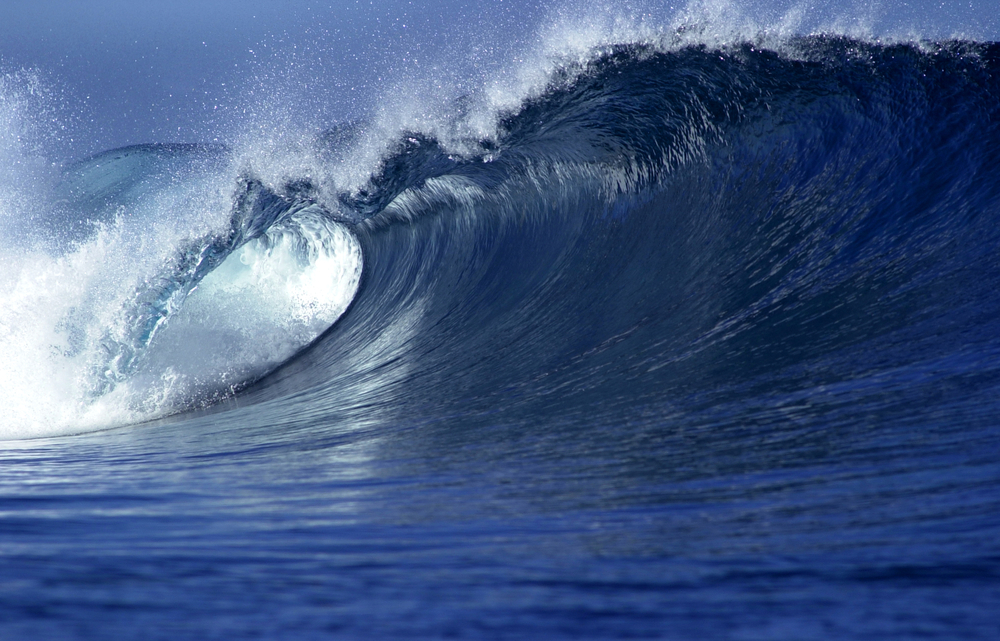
2,34,999,439
244,36,1000,422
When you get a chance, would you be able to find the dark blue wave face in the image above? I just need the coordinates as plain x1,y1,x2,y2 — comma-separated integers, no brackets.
3,36,1000,639
246,38,1000,435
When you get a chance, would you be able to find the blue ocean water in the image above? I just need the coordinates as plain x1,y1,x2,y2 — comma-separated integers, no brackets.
2,5,1000,639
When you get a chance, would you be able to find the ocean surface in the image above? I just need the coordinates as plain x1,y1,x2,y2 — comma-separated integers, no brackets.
2,12,1000,639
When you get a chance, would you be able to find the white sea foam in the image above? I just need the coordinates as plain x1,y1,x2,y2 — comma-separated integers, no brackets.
0,75,363,439
0,198,362,440
118,209,362,413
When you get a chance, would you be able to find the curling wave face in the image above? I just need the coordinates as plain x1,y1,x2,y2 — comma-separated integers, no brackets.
2,34,1000,443
241,36,1000,444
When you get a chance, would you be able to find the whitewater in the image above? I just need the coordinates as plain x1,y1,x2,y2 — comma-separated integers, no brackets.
1,1,999,638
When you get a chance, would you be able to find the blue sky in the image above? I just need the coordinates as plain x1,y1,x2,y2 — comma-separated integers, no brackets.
1,1,996,156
